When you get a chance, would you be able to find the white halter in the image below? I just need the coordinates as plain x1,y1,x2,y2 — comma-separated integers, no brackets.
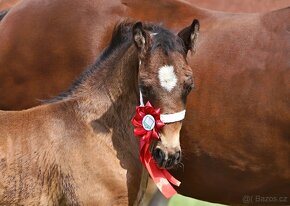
139,90,186,123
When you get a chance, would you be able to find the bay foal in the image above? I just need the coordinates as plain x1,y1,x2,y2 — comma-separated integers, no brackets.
0,0,289,204
0,21,198,205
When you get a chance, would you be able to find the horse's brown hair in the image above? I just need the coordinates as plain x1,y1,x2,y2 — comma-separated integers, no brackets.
45,21,187,104
1,0,289,204
0,20,196,205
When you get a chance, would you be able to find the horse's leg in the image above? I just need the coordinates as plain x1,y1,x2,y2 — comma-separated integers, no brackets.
137,175,169,206
149,188,169,206
134,168,149,206
137,142,170,206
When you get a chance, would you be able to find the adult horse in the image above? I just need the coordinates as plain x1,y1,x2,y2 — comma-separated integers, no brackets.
0,20,198,205
1,0,290,111
186,0,290,13
0,0,289,204
178,6,290,204
2,0,290,14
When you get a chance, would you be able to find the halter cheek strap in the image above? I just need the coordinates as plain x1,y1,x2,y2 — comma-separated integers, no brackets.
139,90,186,123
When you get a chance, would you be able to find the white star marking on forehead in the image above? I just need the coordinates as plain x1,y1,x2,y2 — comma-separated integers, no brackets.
158,65,177,92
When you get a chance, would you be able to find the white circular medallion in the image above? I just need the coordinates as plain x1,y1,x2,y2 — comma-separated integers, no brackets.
142,115,155,131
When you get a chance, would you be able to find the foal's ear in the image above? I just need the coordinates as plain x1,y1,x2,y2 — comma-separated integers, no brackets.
133,22,150,55
178,19,200,54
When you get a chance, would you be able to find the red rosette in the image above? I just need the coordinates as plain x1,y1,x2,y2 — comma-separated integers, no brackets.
132,101,164,139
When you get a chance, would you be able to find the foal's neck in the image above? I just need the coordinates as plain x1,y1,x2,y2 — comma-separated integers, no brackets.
55,44,143,205
75,45,139,126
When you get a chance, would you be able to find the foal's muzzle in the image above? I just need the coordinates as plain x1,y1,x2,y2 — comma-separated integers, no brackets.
138,90,185,169
152,144,181,169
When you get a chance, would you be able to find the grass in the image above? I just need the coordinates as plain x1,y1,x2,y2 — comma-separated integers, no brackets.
168,194,226,206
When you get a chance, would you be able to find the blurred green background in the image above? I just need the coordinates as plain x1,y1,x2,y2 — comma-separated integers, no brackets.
168,194,225,206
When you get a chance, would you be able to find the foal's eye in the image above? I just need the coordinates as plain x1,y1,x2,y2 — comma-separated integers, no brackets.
183,84,193,96
182,76,194,96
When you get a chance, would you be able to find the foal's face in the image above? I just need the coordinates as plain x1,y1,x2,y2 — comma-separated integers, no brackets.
139,51,193,169
133,20,199,169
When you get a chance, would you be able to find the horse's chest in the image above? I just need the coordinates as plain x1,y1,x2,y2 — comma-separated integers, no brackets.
66,162,129,205
58,124,141,205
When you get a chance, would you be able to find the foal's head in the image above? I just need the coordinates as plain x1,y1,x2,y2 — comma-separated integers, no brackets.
132,20,200,169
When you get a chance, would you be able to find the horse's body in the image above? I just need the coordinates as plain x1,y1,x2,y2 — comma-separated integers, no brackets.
1,102,129,205
176,8,290,203
2,0,290,13
0,20,196,205
0,89,142,205
0,0,289,204
0,0,19,10
0,24,143,205
186,0,290,12
1,0,290,111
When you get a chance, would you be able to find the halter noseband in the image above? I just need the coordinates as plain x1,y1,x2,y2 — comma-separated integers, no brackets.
139,90,186,123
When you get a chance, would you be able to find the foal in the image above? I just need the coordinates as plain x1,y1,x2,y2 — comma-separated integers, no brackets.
0,20,198,205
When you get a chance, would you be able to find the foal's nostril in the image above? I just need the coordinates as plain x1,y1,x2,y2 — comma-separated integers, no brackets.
166,155,174,168
165,151,181,168
152,148,165,164
175,151,181,161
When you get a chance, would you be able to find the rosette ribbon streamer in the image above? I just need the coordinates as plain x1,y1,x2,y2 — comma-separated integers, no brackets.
132,101,182,198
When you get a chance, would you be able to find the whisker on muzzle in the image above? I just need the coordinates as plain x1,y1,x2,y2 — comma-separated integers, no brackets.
177,162,184,172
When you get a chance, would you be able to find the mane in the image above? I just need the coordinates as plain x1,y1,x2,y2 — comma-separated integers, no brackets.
144,24,185,55
44,21,185,103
